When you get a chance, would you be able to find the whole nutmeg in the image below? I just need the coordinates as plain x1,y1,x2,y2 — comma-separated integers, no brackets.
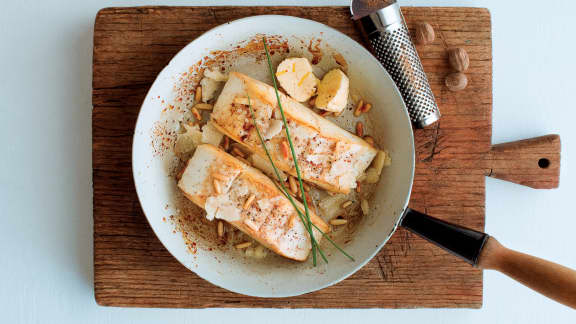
445,72,468,91
448,47,470,72
415,22,435,45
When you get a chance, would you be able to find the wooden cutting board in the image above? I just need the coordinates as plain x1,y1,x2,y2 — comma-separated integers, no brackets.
93,6,560,308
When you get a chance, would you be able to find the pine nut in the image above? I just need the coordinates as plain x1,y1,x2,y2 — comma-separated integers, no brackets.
303,182,311,192
195,86,202,103
361,199,370,216
217,221,224,237
212,173,227,181
289,176,298,195
191,107,202,121
354,100,364,117
356,181,361,193
356,121,364,137
362,102,372,113
280,140,290,159
243,194,256,210
341,200,353,209
364,135,375,146
194,103,213,110
330,219,348,226
235,242,252,249
213,180,221,194
285,181,296,197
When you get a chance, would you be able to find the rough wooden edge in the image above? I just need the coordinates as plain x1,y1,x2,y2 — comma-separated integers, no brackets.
488,134,561,189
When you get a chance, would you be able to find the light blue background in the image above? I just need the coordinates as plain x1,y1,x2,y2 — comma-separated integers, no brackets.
1,0,574,323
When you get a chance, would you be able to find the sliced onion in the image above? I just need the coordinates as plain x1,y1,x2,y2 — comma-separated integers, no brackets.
318,194,347,220
200,77,223,103
363,150,391,184
204,68,229,82
174,124,202,159
201,122,224,146
361,199,370,216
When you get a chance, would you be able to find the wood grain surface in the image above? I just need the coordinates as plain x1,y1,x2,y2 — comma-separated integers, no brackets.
93,6,530,309
488,135,560,189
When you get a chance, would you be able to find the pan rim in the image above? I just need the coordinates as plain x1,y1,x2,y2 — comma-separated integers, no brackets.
131,14,416,298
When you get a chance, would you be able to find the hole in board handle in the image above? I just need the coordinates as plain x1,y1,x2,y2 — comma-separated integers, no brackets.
538,158,550,169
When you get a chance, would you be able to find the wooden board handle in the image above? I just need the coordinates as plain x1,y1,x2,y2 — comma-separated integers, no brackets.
487,134,561,189
478,237,576,309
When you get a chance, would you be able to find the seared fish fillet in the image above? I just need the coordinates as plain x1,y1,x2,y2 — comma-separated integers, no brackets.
210,72,378,193
178,144,329,261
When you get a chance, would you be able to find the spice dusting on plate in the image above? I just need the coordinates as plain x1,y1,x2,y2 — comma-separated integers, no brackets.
171,35,289,115
150,120,177,156
308,38,323,64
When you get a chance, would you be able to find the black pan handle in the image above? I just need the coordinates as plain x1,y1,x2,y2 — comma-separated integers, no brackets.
401,208,489,266
401,209,576,308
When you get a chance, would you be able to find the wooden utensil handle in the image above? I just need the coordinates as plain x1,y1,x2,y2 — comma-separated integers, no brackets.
478,237,576,309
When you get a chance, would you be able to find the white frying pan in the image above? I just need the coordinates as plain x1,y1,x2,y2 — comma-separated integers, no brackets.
132,15,576,306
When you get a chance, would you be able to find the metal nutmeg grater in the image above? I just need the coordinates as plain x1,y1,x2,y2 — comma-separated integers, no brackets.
351,0,440,128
